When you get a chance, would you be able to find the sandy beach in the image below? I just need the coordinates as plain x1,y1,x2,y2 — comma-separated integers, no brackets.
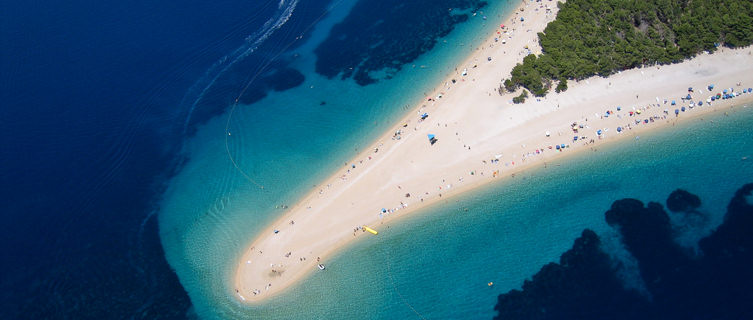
234,0,753,302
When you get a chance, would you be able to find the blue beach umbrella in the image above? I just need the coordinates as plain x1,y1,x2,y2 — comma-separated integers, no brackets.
560,143,566,149
597,129,602,135
708,84,714,90
675,109,680,115
671,100,676,105
617,127,622,132
681,106,686,112
555,145,560,150
427,133,437,145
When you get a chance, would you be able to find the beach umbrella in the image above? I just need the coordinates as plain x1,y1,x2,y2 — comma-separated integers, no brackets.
555,145,560,150
545,131,551,137
686,94,692,100
573,136,578,141
427,134,435,140
561,143,566,149
698,101,703,106
617,106,621,111
711,96,716,101
688,87,693,92
748,87,752,92
675,109,680,115
708,84,714,90
681,106,686,112
671,100,676,105
723,89,728,94
597,129,602,135
617,127,622,132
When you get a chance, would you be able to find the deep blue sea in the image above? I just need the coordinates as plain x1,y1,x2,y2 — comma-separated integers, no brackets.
3,0,752,319
1,0,297,317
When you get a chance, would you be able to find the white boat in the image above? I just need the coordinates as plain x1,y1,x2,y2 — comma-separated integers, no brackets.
318,264,326,270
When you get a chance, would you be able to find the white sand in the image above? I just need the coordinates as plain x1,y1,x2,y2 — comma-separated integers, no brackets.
234,0,753,302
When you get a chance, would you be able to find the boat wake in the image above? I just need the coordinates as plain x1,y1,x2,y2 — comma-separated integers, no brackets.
180,0,299,134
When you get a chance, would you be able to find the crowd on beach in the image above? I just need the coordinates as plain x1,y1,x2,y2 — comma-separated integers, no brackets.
374,79,752,223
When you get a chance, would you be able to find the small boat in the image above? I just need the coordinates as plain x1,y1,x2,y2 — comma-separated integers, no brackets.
318,264,326,270
488,282,494,287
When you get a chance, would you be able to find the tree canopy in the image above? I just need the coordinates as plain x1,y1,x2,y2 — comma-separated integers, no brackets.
504,0,753,97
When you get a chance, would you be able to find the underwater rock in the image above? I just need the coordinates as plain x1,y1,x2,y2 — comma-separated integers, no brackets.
494,184,753,319
666,189,702,212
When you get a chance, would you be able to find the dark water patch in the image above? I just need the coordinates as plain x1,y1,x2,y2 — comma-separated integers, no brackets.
266,67,306,92
314,0,488,86
666,189,701,213
183,0,335,136
494,229,646,319
494,184,753,319
184,59,306,135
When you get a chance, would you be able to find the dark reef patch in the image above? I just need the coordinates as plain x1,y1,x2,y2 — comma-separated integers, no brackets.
494,229,646,320
314,0,488,86
265,68,305,92
666,189,702,212
494,184,753,320
183,0,333,136
184,59,304,135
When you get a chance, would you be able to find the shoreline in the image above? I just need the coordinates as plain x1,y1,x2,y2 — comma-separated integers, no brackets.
233,0,753,303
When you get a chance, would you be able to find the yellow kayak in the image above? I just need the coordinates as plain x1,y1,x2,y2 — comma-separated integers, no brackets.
363,226,378,235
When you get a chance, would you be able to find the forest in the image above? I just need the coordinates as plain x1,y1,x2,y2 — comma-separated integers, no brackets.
503,0,753,100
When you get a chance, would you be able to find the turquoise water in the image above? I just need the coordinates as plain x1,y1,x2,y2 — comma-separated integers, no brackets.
158,0,753,317
158,0,518,318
